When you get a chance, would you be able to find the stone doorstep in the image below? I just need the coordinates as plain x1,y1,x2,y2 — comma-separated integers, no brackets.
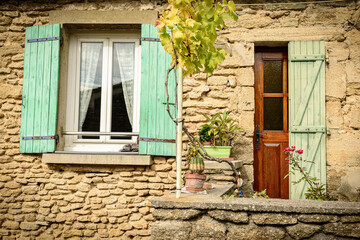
204,160,243,170
152,185,360,215
42,153,152,166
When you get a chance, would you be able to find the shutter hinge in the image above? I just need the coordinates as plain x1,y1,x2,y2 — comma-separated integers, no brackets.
140,37,160,45
139,137,175,143
22,135,58,142
27,36,62,43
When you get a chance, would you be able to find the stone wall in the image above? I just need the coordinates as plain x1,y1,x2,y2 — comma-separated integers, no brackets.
0,0,360,239
151,185,360,240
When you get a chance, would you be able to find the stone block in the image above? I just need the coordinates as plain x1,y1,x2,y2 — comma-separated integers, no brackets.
286,223,321,239
341,216,360,223
226,27,345,43
227,223,285,240
238,87,254,111
153,164,172,172
2,221,19,230
132,219,148,229
190,215,226,240
239,111,254,136
208,210,248,223
324,222,360,238
327,133,360,167
326,101,344,128
326,63,346,100
20,222,39,230
12,17,35,26
252,213,297,225
219,42,254,67
337,168,360,201
298,214,338,223
227,14,273,29
152,209,202,220
326,42,349,62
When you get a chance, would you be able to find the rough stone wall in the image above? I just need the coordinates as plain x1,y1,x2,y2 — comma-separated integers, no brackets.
152,208,360,240
0,0,360,239
152,196,360,240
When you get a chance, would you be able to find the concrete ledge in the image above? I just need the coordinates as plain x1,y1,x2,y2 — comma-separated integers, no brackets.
42,153,152,166
49,10,158,24
205,160,243,170
152,185,360,215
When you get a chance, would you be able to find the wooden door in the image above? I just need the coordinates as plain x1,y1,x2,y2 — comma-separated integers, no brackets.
254,48,289,199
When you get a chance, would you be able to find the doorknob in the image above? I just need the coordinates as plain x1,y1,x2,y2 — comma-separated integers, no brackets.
255,124,267,150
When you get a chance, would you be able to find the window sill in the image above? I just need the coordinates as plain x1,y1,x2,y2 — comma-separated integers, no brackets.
42,152,152,166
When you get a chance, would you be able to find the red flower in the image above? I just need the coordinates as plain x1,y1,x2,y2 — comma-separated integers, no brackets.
286,158,289,162
297,149,303,154
289,148,294,152
291,146,296,149
284,147,291,152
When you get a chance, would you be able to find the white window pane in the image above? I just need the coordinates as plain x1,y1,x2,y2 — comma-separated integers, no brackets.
111,43,135,139
78,42,103,139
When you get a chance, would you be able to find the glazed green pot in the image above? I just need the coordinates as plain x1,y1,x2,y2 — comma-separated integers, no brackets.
203,146,232,158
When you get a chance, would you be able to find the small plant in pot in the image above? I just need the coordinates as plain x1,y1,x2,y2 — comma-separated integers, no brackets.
185,144,206,193
200,110,240,159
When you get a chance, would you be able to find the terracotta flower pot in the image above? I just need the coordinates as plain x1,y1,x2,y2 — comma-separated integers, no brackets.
185,173,206,193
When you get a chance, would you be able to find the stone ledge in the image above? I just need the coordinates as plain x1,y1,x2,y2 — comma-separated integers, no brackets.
42,153,153,166
204,160,243,170
152,185,360,215
49,10,158,24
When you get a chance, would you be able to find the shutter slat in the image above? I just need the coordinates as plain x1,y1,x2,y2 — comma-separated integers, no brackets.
48,24,61,152
139,24,176,156
139,24,150,155
25,26,39,153
20,24,61,153
147,25,159,154
288,41,326,199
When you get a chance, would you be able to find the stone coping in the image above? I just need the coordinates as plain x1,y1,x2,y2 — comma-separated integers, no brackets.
152,184,360,215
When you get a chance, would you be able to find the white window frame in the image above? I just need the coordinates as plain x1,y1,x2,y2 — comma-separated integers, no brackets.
65,33,141,152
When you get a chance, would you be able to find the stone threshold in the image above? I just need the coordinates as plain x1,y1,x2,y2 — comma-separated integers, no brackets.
152,184,360,215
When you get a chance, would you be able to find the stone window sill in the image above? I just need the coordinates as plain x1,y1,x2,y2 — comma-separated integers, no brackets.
42,152,152,166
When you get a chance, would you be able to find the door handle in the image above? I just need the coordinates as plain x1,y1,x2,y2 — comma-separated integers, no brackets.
255,124,267,150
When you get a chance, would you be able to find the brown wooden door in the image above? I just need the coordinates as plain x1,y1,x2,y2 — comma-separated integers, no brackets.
254,48,289,199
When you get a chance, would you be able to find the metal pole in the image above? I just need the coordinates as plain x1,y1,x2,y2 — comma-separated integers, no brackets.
176,68,183,198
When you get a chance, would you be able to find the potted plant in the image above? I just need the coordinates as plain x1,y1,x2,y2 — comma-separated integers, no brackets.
198,124,213,146
200,110,240,158
185,144,206,192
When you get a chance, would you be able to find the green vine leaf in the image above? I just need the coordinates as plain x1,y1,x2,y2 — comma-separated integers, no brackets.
157,0,238,76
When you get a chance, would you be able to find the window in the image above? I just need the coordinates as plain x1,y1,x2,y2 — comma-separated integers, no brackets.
64,33,141,152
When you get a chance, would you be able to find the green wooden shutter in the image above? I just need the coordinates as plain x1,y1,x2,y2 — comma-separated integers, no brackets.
139,24,176,156
288,41,326,199
20,24,61,153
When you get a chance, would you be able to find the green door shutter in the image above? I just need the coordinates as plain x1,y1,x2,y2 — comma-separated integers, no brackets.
288,41,326,199
139,24,176,156
20,24,61,153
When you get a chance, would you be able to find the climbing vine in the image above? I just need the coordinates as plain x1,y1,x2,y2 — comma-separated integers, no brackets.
156,0,241,185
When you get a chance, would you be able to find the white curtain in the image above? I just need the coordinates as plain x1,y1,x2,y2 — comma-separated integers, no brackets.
114,43,134,126
79,43,102,131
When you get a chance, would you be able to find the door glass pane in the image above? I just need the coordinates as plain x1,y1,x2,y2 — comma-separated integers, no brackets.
264,98,283,130
78,42,103,139
264,60,283,93
111,43,135,139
